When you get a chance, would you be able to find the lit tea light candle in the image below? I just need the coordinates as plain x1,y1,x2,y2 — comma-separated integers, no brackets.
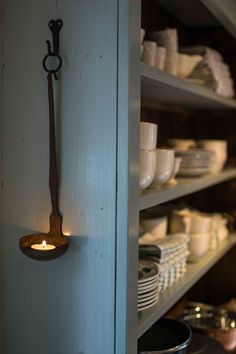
31,240,56,251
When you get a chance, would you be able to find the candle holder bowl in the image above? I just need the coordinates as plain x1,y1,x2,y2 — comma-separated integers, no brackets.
19,233,69,261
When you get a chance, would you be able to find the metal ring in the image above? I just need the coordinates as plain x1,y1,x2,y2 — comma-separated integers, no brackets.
43,53,62,74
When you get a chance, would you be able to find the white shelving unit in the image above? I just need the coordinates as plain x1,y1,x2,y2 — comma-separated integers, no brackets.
128,0,236,352
116,1,236,353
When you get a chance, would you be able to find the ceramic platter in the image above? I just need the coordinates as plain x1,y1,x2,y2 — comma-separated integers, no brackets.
138,260,159,283
138,282,159,295
138,285,159,299
138,296,159,312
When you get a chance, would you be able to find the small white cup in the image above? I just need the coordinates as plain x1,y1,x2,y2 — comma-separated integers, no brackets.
155,46,166,70
142,41,157,67
140,150,156,190
150,148,175,187
140,122,158,150
140,216,168,239
165,51,178,75
186,215,211,233
170,210,211,234
188,233,209,262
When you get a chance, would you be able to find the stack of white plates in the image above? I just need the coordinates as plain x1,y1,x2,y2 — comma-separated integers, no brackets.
175,149,213,176
138,260,160,312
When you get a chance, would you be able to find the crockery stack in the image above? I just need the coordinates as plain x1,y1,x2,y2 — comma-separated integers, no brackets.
138,260,160,312
140,122,158,191
170,208,229,261
139,233,189,292
175,149,214,177
150,28,178,75
182,45,235,98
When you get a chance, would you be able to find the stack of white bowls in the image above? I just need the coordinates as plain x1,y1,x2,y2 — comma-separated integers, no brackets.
196,140,228,173
149,28,178,75
140,122,158,190
142,41,167,70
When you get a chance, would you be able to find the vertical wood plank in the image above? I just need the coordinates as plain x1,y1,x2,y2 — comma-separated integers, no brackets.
2,0,118,353
116,0,141,353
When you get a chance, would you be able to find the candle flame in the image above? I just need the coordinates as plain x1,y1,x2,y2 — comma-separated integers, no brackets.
42,240,47,248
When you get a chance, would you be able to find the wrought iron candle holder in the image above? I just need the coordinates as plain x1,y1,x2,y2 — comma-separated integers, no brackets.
19,19,69,261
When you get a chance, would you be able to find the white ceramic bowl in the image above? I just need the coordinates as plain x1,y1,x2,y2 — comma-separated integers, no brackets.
141,41,157,67
140,150,156,190
169,157,182,180
188,233,210,262
150,148,175,187
140,122,158,150
140,216,168,239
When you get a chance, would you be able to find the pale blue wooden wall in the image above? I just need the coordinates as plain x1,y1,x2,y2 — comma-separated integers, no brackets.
1,0,118,353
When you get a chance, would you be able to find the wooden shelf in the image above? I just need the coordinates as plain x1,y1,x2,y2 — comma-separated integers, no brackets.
141,63,236,110
140,168,236,211
138,235,236,338
156,0,236,40
202,0,236,40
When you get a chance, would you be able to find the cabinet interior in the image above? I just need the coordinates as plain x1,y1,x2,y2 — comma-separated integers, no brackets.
139,0,236,335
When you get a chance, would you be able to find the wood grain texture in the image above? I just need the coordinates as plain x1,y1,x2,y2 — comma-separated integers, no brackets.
0,0,4,351
116,0,141,353
2,0,118,353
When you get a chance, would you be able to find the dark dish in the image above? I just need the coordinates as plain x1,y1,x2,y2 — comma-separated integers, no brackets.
183,306,236,352
138,317,192,353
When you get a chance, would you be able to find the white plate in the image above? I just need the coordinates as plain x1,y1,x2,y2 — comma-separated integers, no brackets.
138,260,158,282
138,279,159,291
138,273,159,284
138,286,159,300
138,292,159,304
138,274,159,285
138,294,159,308
138,276,159,288
138,282,159,294
178,168,209,177
138,297,159,312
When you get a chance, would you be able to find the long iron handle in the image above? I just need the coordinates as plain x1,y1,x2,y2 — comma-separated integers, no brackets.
47,72,63,235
